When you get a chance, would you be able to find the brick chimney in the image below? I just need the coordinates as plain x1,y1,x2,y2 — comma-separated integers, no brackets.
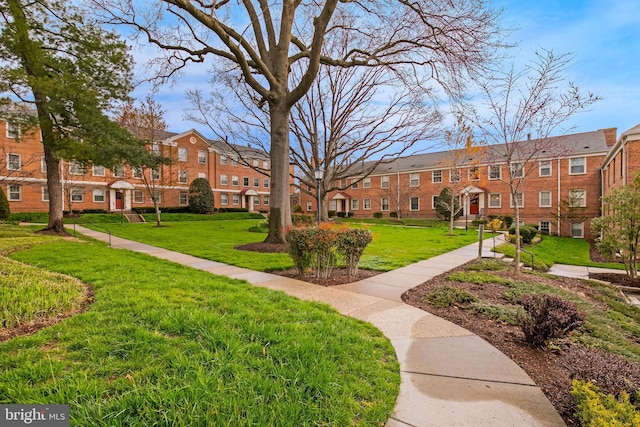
601,127,617,146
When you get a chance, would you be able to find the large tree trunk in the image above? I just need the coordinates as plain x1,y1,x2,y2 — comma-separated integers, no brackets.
449,192,455,236
265,100,293,243
43,146,65,233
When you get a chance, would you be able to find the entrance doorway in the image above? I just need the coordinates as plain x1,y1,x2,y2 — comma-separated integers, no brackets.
469,194,480,215
115,191,124,210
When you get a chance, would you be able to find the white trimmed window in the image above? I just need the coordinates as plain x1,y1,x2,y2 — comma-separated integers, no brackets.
410,196,419,211
93,188,105,203
488,165,501,180
198,150,206,164
70,187,84,202
571,222,584,238
113,165,125,178
253,178,259,187
179,191,188,205
132,167,143,179
220,154,228,165
351,179,359,189
539,221,550,235
178,170,188,184
178,147,188,162
381,197,389,211
449,169,460,182
363,178,371,188
363,198,371,210
306,201,312,211
510,192,524,208
263,161,269,169
92,165,105,176
8,184,21,201
539,191,552,208
330,200,337,211
220,194,229,205
381,176,389,189
69,161,84,175
569,157,586,175
243,176,249,187
6,121,20,139
232,194,240,205
231,157,239,166
220,174,228,186
42,186,49,202
488,193,501,208
351,199,359,210
231,176,239,186
510,162,524,179
410,173,420,187
41,157,47,173
569,189,586,207
151,143,160,155
151,169,160,180
252,159,259,167
153,191,162,204
263,179,269,188
539,160,552,177
432,170,443,183
133,190,144,204
7,153,21,171
468,167,480,181
253,195,260,205
264,196,269,206
432,195,439,209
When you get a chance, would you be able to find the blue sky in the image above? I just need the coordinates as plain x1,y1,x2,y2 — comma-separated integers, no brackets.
135,0,640,139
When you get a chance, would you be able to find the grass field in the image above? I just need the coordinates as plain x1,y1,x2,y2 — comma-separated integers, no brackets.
0,229,399,426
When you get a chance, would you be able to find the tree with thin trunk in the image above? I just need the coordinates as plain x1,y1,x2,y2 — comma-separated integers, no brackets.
468,50,600,273
95,0,504,243
0,0,148,234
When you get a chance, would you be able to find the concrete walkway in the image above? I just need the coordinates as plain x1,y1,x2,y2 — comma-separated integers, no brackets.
73,226,565,427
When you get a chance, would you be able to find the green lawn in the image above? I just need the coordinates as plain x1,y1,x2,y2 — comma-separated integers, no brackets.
1,233,399,426
84,220,479,272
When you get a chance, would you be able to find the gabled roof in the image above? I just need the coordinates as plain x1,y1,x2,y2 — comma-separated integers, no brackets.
622,124,640,138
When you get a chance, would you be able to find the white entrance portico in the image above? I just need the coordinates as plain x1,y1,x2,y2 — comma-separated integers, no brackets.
108,180,136,212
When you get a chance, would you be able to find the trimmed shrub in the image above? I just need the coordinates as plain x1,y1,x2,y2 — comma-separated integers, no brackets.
188,178,215,214
328,210,337,218
572,380,640,427
346,212,354,218
501,215,514,228
217,207,249,213
133,206,191,214
471,219,487,227
488,218,503,232
337,211,346,218
286,228,313,274
509,225,538,244
292,214,314,226
390,211,398,218
517,294,585,347
425,286,477,308
335,228,373,276
373,212,383,219
0,187,10,220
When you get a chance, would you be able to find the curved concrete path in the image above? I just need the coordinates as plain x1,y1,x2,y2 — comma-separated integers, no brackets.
73,226,565,426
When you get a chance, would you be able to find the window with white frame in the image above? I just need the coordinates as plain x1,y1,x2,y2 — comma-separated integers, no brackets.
450,169,460,182
6,121,20,139
231,175,239,186
220,174,228,185
539,191,552,207
351,199,359,210
410,196,419,211
153,191,162,203
263,195,269,206
306,201,312,211
363,198,371,210
133,190,144,204
571,222,584,238
151,143,160,155
432,195,439,209
381,176,389,189
381,197,389,211
179,191,188,205
41,157,47,173
220,154,228,165
263,179,269,188
410,173,420,187
198,150,206,164
151,169,160,180
71,187,84,202
432,170,443,183
569,157,586,175
363,178,371,188
220,194,229,205
468,167,480,181
263,161,269,169
252,159,259,167
510,162,524,178
69,161,85,175
539,221,550,235
488,165,501,180
243,177,249,187
510,192,524,208
132,167,143,179
42,186,49,202
93,188,105,203
569,189,586,207
8,185,21,201
253,195,260,206
488,193,501,208
178,147,188,162
87,165,103,177
253,178,259,187
232,194,240,205
330,200,337,211
7,153,21,171
113,165,125,178
539,160,552,177
178,170,188,184
232,157,238,166
351,179,359,189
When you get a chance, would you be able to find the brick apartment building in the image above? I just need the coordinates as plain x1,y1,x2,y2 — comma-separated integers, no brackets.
299,125,640,239
0,119,280,215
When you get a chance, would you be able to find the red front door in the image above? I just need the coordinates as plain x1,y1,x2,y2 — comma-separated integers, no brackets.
115,191,124,210
470,194,479,215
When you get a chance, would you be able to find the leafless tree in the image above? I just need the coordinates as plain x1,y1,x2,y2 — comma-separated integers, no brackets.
93,0,504,243
468,49,600,272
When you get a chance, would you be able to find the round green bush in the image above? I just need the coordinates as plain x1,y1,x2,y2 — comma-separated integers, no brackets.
188,178,215,214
